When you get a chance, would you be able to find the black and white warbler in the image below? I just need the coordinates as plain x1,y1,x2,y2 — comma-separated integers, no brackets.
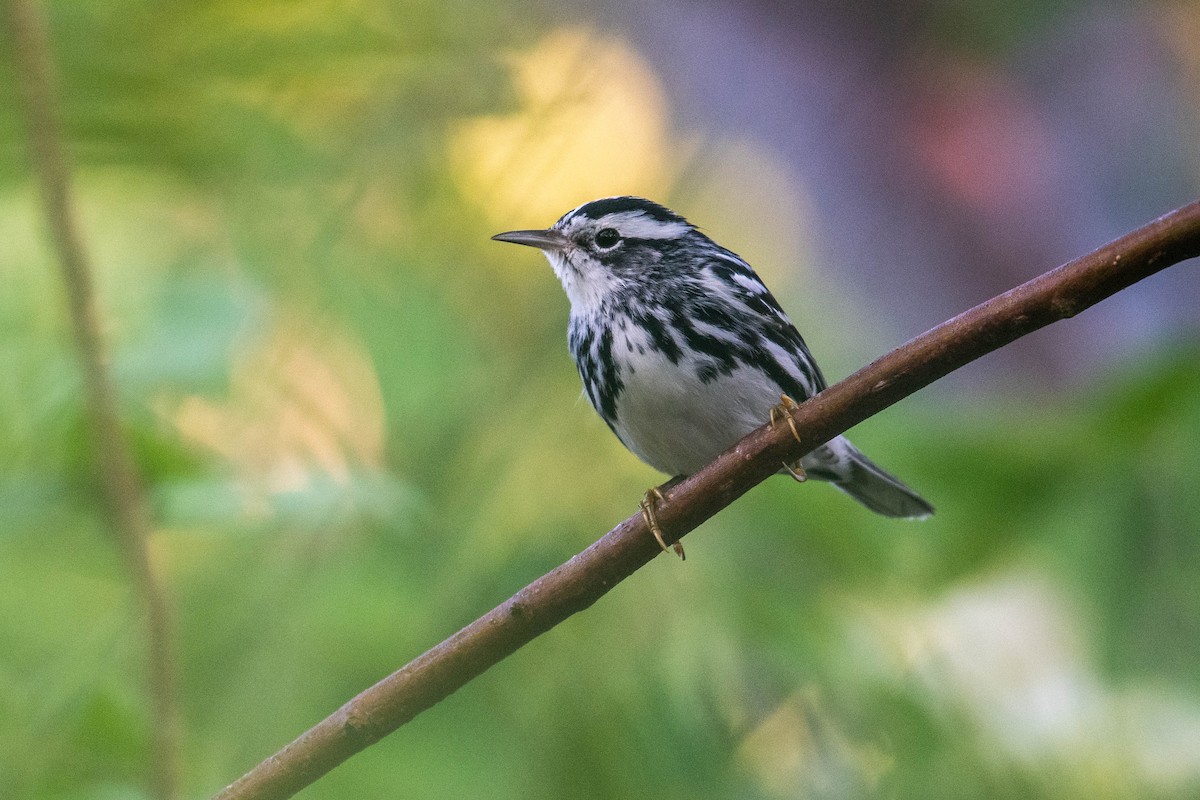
494,196,932,557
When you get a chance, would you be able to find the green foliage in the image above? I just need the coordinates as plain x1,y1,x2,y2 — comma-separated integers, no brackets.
2,2,1199,799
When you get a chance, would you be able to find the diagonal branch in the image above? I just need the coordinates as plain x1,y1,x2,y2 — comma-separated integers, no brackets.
4,1,181,798
216,200,1200,800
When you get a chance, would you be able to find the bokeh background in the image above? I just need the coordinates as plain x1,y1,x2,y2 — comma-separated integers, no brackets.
2,1,1200,798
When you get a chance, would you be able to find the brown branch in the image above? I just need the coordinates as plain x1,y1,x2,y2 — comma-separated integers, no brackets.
4,2,181,798
214,200,1200,800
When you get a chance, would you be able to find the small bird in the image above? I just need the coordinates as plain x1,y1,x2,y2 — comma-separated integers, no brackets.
494,196,932,557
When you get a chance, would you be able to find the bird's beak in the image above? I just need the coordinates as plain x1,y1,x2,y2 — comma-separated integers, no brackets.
491,228,570,252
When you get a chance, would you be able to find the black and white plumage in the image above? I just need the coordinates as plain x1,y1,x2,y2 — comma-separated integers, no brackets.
493,196,932,520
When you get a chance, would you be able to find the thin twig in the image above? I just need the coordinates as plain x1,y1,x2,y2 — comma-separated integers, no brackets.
215,201,1200,800
4,2,181,798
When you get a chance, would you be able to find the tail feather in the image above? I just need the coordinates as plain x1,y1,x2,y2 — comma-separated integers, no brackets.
802,436,934,520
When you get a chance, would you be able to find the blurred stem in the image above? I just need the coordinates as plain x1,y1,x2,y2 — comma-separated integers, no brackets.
215,197,1200,800
4,2,181,799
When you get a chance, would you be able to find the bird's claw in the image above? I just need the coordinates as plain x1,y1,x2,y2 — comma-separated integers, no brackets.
770,394,807,482
641,486,684,560
781,459,808,483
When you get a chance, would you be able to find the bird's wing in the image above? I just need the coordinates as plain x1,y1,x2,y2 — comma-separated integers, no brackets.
699,250,828,396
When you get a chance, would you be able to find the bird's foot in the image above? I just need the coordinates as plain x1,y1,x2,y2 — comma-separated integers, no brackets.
769,394,808,483
641,486,684,560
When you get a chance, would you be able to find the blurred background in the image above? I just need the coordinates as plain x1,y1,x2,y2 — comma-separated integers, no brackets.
2,0,1200,797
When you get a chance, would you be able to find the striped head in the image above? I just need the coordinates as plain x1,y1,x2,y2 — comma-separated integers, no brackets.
492,196,704,314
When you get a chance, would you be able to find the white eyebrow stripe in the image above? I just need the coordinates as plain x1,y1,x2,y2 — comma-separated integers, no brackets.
596,212,692,240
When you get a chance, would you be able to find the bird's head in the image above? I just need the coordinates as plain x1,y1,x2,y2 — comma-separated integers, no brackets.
493,196,699,313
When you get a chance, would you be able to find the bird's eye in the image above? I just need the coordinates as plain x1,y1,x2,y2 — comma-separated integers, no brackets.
594,228,621,249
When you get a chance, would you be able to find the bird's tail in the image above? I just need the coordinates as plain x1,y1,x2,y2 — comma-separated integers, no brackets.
801,436,934,520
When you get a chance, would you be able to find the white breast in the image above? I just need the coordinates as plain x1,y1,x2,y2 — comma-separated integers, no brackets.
608,326,780,477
